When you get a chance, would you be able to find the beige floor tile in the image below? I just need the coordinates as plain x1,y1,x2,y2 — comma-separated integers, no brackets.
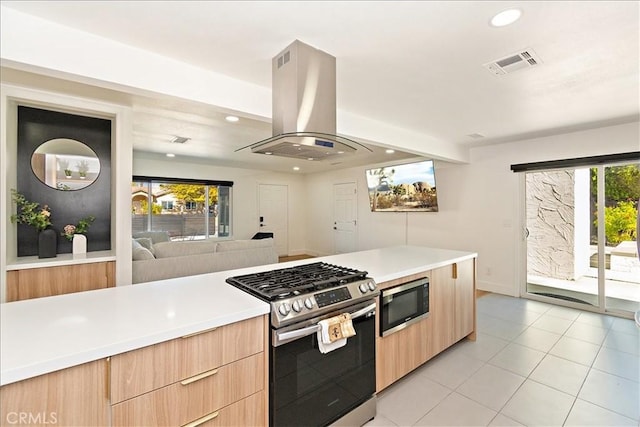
456,364,525,411
513,326,561,352
548,335,601,366
488,342,545,377
593,346,640,382
376,375,451,427
529,354,589,396
501,380,574,426
414,392,496,426
578,369,640,421
564,399,637,426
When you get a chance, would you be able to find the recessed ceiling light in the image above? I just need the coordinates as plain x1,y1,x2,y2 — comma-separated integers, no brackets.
264,152,273,155
225,115,239,122
337,151,345,154
293,166,300,171
490,8,522,27
385,149,395,154
166,153,175,158
307,157,314,161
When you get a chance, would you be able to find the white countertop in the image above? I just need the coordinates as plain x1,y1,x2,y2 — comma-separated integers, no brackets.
0,245,476,386
6,250,116,270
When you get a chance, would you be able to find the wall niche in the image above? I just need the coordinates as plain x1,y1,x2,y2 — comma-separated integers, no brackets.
16,106,112,256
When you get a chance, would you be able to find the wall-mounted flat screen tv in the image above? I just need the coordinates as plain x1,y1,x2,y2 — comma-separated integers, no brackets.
366,159,438,212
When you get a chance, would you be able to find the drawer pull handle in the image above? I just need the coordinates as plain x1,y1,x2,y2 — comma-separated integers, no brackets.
180,368,219,385
181,326,218,339
182,411,219,427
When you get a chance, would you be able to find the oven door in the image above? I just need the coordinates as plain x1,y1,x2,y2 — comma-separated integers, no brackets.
270,300,376,427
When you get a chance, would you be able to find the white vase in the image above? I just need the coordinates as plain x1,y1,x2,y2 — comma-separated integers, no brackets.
73,234,87,255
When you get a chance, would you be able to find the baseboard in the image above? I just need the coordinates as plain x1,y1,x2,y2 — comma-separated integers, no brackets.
477,279,519,297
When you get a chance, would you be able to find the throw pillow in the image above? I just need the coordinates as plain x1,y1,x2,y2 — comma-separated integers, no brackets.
134,237,155,256
133,246,155,261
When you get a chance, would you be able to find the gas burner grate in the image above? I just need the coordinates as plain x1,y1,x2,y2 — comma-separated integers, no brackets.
226,262,368,301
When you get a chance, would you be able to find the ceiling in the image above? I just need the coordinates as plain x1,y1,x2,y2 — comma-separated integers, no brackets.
2,1,639,173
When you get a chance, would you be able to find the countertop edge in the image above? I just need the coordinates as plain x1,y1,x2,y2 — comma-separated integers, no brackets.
0,304,269,386
374,252,478,283
6,250,117,270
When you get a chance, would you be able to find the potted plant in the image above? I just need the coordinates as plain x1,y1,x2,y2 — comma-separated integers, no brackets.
10,189,56,258
62,215,95,255
77,159,89,179
59,159,72,178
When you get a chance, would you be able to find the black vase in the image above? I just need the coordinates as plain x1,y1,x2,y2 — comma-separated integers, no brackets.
38,228,57,259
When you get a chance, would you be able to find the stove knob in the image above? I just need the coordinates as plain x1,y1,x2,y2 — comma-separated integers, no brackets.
359,283,369,294
304,298,314,310
278,303,291,316
292,300,302,313
368,281,376,291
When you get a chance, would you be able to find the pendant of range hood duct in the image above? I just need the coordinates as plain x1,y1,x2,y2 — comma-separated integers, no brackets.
237,40,371,161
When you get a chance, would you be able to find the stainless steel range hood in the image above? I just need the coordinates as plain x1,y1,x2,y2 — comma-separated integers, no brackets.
241,40,370,161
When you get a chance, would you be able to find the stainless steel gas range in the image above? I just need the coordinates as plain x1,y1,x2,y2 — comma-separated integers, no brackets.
226,262,379,427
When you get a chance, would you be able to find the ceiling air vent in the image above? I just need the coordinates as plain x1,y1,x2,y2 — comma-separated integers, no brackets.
483,48,542,75
170,136,190,144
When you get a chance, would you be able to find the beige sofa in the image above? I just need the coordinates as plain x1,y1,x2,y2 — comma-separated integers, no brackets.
132,234,279,284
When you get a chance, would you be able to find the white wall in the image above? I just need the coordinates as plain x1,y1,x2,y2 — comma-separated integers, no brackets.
0,5,469,164
305,122,639,296
133,155,308,255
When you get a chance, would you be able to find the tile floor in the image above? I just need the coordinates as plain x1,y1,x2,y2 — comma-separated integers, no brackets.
365,293,640,426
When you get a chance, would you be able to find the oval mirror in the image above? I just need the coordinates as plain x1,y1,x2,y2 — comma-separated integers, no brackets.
31,138,101,191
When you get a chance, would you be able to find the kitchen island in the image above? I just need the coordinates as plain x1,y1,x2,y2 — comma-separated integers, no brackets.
0,245,477,425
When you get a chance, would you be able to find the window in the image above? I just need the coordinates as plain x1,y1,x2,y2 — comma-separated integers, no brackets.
132,176,233,240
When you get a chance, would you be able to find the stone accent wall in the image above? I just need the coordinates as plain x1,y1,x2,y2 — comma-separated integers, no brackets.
526,170,576,280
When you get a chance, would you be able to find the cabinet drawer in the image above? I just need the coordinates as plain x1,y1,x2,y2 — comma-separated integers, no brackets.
112,353,263,426
189,391,265,427
111,316,264,403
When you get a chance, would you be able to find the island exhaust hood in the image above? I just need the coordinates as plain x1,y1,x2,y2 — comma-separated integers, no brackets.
240,40,370,161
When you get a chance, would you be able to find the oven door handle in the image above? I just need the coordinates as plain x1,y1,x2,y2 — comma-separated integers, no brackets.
349,302,377,320
275,302,376,343
277,324,320,342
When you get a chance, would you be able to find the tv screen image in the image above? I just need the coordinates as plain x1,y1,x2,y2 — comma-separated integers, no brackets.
366,160,438,212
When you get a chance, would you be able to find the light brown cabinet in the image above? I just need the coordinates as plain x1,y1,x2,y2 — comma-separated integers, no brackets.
6,261,115,302
376,258,476,392
454,258,476,342
430,258,476,348
0,315,268,427
111,315,268,427
0,359,110,426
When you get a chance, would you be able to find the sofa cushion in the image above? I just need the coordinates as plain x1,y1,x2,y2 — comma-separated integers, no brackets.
216,238,274,252
153,239,218,258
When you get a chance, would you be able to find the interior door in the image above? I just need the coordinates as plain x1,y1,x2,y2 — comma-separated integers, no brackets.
333,182,357,254
258,184,288,256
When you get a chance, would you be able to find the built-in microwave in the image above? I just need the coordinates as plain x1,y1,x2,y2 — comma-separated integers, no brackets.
380,277,429,337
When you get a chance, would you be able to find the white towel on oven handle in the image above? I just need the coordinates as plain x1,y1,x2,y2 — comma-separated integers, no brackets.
317,331,346,353
317,322,347,354
317,313,356,354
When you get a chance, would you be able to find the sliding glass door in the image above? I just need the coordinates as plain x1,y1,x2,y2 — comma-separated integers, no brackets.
523,162,639,315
